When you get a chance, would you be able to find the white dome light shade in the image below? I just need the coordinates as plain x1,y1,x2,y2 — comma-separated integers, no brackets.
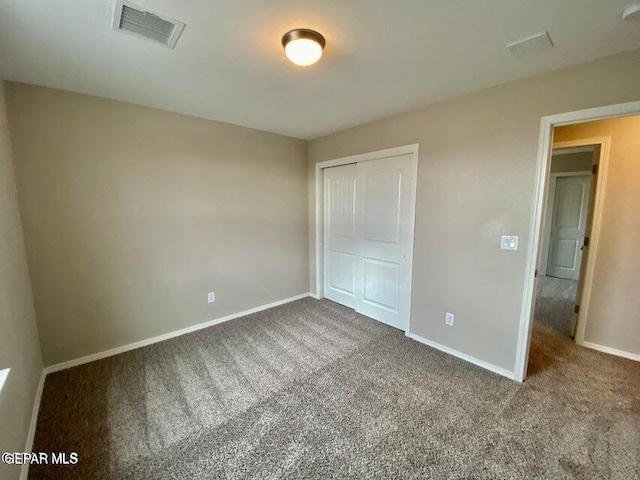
281,29,326,66
285,38,323,66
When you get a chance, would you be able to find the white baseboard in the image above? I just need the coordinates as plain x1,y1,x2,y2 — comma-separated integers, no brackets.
44,293,311,375
408,332,516,381
309,293,321,300
20,369,46,480
581,341,640,362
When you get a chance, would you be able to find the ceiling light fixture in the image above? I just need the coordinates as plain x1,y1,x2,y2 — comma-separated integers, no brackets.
622,2,640,21
281,29,325,66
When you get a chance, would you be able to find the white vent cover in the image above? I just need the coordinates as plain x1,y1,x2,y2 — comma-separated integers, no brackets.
507,31,553,57
112,0,185,48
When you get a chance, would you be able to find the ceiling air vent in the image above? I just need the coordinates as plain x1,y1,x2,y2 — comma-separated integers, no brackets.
112,0,185,49
507,31,553,57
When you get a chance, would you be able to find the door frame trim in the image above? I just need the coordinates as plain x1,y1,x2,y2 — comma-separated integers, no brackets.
514,100,640,382
314,144,419,334
539,169,592,277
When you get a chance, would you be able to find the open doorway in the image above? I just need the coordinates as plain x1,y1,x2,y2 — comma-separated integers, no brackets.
535,143,599,339
515,101,640,382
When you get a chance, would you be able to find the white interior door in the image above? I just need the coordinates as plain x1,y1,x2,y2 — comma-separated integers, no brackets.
323,164,357,308
323,153,417,331
547,175,590,280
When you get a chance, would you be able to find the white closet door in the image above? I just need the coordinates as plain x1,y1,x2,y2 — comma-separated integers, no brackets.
322,153,416,332
547,175,590,280
323,164,357,308
355,154,415,330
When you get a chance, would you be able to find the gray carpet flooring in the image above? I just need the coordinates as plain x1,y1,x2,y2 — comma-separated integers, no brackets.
29,298,640,479
535,275,578,337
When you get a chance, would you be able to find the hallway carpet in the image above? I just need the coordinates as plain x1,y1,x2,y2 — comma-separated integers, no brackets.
535,274,578,336
29,298,640,479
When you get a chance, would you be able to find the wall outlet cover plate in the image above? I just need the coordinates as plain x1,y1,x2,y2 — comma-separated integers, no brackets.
445,312,455,326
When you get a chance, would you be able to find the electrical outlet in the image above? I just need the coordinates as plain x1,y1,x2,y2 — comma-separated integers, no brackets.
207,292,215,304
445,312,455,326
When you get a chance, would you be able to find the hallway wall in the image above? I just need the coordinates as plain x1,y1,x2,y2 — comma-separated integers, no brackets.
554,115,640,357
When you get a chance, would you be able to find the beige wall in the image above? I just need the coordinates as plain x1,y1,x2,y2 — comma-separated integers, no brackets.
550,151,593,173
0,82,42,480
554,116,640,356
6,83,309,366
308,49,640,373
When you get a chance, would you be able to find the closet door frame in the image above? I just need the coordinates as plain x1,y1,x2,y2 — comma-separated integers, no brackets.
314,144,419,334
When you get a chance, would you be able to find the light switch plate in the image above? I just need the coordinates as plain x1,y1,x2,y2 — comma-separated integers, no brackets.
501,235,519,251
